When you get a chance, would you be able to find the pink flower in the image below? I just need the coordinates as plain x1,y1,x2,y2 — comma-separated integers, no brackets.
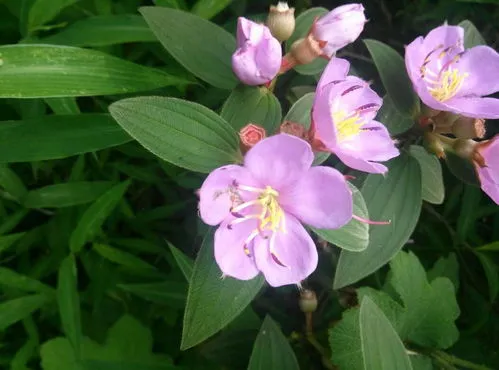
405,25,499,118
232,17,282,86
198,134,353,287
313,4,366,57
474,136,499,204
312,58,399,173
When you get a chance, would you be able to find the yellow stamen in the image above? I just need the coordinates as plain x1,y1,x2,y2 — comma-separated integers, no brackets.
257,186,285,233
332,110,362,142
428,68,469,102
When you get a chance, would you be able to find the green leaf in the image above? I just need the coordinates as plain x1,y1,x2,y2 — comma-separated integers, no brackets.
410,356,433,370
69,181,130,253
427,253,460,291
247,315,300,370
376,95,414,136
221,86,282,133
388,251,460,349
359,297,413,370
168,243,194,283
140,6,237,89
39,15,156,47
0,232,26,254
57,255,82,359
23,181,114,208
459,20,486,48
40,315,174,370
118,282,186,309
191,0,231,20
0,267,54,294
45,97,80,115
0,294,50,330
0,164,28,201
330,308,364,369
475,252,499,302
476,241,499,252
93,243,157,271
364,39,419,116
0,44,187,98
312,183,369,252
283,92,329,164
410,145,444,204
457,185,481,240
286,7,328,75
334,155,422,288
445,151,479,186
0,114,131,163
181,230,265,350
357,287,405,334
28,0,77,31
109,96,241,173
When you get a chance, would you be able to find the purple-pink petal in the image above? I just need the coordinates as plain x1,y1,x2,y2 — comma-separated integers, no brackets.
314,4,366,57
214,218,260,280
254,34,282,81
340,120,399,161
455,46,499,97
198,165,255,226
232,17,281,86
253,214,318,287
423,25,464,54
317,57,350,91
338,77,382,121
477,137,499,204
405,36,425,84
244,134,314,191
336,151,389,174
279,166,353,229
445,96,499,119
312,83,338,147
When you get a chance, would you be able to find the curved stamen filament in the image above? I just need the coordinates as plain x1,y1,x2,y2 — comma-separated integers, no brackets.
352,214,391,225
227,184,287,262
419,43,468,102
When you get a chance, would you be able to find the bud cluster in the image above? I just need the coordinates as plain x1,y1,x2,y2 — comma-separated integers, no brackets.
231,3,366,86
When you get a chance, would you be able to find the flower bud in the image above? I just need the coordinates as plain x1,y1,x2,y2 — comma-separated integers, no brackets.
299,289,317,313
312,4,366,57
239,123,266,152
266,2,295,43
432,111,459,133
452,138,478,161
232,17,282,86
287,34,323,66
424,132,446,158
452,116,486,139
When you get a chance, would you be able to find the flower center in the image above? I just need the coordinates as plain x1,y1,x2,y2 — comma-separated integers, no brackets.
420,44,469,102
332,110,362,142
427,68,468,101
228,183,287,262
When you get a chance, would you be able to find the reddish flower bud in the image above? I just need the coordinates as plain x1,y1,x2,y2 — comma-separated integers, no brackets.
239,123,266,152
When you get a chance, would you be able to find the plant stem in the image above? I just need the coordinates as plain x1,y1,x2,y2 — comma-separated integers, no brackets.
303,312,336,369
432,350,494,370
